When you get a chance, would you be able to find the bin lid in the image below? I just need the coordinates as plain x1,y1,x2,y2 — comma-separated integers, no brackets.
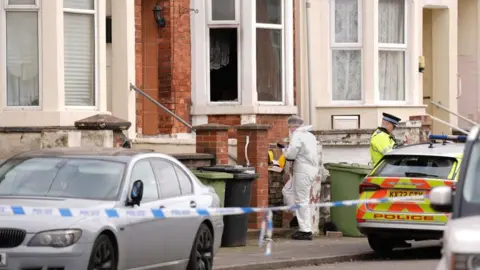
196,165,255,174
232,172,259,180
324,162,372,174
191,170,234,179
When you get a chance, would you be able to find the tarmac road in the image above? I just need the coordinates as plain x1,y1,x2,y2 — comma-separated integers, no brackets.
278,242,441,270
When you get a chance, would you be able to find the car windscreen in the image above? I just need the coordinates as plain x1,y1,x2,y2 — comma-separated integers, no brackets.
370,155,457,179
462,142,480,203
0,157,126,200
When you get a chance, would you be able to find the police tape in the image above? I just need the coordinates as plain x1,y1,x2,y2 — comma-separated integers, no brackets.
0,195,427,219
0,195,426,257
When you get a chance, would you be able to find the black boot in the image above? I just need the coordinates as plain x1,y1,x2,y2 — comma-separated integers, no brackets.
291,231,312,240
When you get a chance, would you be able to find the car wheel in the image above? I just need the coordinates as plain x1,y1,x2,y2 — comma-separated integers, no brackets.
367,235,394,256
87,234,117,270
187,223,214,270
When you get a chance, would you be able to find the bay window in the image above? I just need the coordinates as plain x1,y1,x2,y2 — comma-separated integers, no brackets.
63,0,97,107
331,0,362,101
378,0,406,101
193,0,293,112
4,0,40,107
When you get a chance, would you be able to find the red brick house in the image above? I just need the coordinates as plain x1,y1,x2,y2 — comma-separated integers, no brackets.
134,0,298,144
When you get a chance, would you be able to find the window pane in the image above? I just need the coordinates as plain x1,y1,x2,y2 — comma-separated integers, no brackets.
64,0,94,10
371,155,456,179
256,0,282,24
131,160,159,202
174,166,193,195
64,13,95,106
0,158,125,200
332,50,362,100
8,0,35,5
379,50,405,101
334,0,359,43
210,28,238,102
6,12,39,106
256,28,282,102
211,0,235,21
378,0,405,44
150,160,182,199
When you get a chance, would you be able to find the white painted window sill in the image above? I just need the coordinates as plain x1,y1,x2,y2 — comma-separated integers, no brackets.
191,104,298,115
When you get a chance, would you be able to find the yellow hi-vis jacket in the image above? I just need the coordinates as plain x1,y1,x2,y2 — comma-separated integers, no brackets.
370,128,396,166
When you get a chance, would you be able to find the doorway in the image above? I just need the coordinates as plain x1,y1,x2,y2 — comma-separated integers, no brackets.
422,7,451,134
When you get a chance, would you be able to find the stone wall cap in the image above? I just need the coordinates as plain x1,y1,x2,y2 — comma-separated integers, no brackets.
193,123,230,131
235,124,271,130
75,114,131,131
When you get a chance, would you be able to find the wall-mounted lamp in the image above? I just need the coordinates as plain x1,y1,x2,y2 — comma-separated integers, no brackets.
153,3,166,28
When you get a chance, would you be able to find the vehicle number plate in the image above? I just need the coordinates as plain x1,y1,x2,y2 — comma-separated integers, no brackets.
387,190,425,198
0,252,6,266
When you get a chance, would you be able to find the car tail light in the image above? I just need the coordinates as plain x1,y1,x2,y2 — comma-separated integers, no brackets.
359,182,380,194
451,184,456,191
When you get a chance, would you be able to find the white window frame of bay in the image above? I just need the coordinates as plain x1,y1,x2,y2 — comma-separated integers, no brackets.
63,0,99,109
190,0,294,115
376,0,408,105
329,0,364,105
0,0,42,110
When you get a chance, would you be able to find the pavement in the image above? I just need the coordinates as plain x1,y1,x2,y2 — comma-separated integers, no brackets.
213,235,376,270
275,241,442,270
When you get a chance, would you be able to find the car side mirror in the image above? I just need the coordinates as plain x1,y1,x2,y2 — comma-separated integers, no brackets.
127,180,144,207
430,186,453,213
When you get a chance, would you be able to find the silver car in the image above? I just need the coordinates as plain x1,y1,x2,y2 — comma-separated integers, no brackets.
0,148,224,270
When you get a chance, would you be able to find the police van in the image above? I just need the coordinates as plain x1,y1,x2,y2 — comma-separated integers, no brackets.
356,134,465,255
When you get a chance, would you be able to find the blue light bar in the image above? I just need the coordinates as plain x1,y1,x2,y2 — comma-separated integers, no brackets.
428,134,467,142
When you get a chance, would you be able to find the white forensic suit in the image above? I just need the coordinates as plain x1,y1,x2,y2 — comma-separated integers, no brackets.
283,125,319,233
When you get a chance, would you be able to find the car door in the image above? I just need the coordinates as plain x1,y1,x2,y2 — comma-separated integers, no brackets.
150,158,200,262
124,159,166,269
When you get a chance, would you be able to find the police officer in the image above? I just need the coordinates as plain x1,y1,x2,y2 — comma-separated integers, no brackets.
370,113,401,166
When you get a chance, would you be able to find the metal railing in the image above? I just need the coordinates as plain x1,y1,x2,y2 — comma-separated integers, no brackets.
428,100,479,135
130,83,195,132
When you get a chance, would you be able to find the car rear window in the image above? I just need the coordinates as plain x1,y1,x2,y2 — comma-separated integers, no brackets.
370,155,457,179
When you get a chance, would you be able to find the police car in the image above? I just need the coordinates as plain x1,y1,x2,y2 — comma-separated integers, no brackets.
356,134,465,255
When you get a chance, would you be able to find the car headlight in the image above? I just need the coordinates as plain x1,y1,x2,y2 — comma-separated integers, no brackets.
28,229,82,248
450,253,480,270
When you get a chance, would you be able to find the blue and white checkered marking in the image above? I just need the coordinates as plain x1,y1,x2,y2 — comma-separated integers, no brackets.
0,195,426,219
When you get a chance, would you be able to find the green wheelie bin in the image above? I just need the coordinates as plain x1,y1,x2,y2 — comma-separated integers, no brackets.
324,162,372,237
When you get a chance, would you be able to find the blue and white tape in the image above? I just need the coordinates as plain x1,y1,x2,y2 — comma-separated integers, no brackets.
0,195,426,219
0,195,426,256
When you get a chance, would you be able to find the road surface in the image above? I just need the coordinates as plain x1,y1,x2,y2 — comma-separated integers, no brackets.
279,244,441,270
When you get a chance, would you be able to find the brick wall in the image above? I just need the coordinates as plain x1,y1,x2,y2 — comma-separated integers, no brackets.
208,115,241,138
135,0,192,136
135,0,144,134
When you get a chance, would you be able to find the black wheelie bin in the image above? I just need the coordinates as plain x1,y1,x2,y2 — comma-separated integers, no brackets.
197,165,259,247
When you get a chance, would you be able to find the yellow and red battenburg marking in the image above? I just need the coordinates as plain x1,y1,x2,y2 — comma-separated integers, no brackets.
356,176,454,223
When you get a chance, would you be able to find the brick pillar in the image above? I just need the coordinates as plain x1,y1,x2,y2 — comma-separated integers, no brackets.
236,124,270,229
194,124,229,165
410,115,432,143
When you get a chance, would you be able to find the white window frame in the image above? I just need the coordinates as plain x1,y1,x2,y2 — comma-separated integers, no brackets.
329,0,364,105
1,0,42,110
63,0,99,110
376,0,408,105
190,0,295,114
206,0,241,105
255,0,286,105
